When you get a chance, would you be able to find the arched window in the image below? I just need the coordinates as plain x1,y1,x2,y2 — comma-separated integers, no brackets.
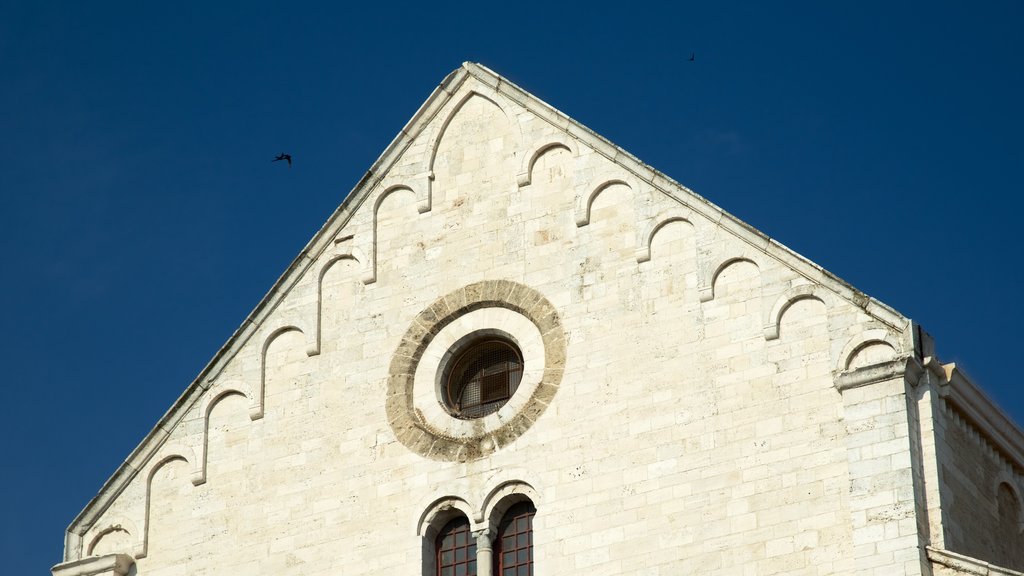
436,516,477,576
494,501,535,576
995,482,1024,570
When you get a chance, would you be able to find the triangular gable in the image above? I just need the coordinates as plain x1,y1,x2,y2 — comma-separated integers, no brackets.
63,61,911,559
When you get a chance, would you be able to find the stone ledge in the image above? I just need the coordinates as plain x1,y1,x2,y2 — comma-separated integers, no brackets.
927,546,1024,575
941,363,1024,472
52,554,134,576
835,356,914,392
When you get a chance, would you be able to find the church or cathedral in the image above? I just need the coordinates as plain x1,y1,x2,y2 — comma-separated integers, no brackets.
53,63,1024,575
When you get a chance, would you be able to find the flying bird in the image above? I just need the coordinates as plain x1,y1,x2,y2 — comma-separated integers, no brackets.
273,153,292,167
689,53,695,62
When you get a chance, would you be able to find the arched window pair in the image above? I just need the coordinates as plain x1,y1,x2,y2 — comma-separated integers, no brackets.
434,501,536,576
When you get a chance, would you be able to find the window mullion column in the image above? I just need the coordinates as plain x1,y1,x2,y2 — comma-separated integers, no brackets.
473,528,494,576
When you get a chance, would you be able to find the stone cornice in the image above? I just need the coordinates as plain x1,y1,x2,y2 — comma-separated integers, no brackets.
927,547,1024,575
837,354,1024,472
467,63,907,332
940,363,1024,472
63,63,479,558
835,356,916,392
52,554,133,576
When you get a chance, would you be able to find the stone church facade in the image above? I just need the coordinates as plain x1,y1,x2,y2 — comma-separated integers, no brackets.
54,63,1024,575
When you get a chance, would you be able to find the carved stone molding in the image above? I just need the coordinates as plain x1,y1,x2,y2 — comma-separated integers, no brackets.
386,280,565,462
835,356,915,392
927,546,1024,576
51,554,134,576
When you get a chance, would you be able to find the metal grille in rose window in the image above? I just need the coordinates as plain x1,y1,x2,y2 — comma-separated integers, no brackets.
452,342,523,418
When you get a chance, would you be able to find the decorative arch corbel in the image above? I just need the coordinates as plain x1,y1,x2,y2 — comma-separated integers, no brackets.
698,255,762,303
192,381,254,486
517,136,577,187
836,328,903,373
252,325,305,420
575,177,636,227
362,184,419,285
137,445,196,559
307,250,361,356
635,208,695,263
85,516,140,558
763,284,833,340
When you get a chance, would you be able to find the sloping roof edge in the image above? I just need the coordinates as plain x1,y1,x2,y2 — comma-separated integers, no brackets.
63,64,475,557
942,362,1024,470
64,62,910,556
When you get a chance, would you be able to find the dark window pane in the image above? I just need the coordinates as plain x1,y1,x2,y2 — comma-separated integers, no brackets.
446,340,523,419
437,517,476,575
480,371,509,403
496,501,535,575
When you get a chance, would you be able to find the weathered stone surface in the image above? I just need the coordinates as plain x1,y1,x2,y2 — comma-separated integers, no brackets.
57,62,1024,576
384,280,565,462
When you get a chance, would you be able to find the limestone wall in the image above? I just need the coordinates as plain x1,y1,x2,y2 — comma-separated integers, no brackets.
66,65,923,576
931,397,1024,572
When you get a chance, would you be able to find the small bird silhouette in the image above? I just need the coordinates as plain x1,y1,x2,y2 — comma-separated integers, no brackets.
273,153,292,167
689,53,695,62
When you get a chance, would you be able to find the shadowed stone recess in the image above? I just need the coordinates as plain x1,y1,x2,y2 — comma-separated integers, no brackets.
386,280,565,461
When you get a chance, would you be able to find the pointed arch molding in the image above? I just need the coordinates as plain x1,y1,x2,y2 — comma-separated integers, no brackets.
386,280,566,462
136,445,197,559
423,87,525,212
517,136,577,187
426,88,524,178
363,86,525,287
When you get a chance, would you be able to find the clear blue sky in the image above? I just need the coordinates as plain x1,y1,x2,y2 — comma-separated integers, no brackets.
2,2,1022,572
